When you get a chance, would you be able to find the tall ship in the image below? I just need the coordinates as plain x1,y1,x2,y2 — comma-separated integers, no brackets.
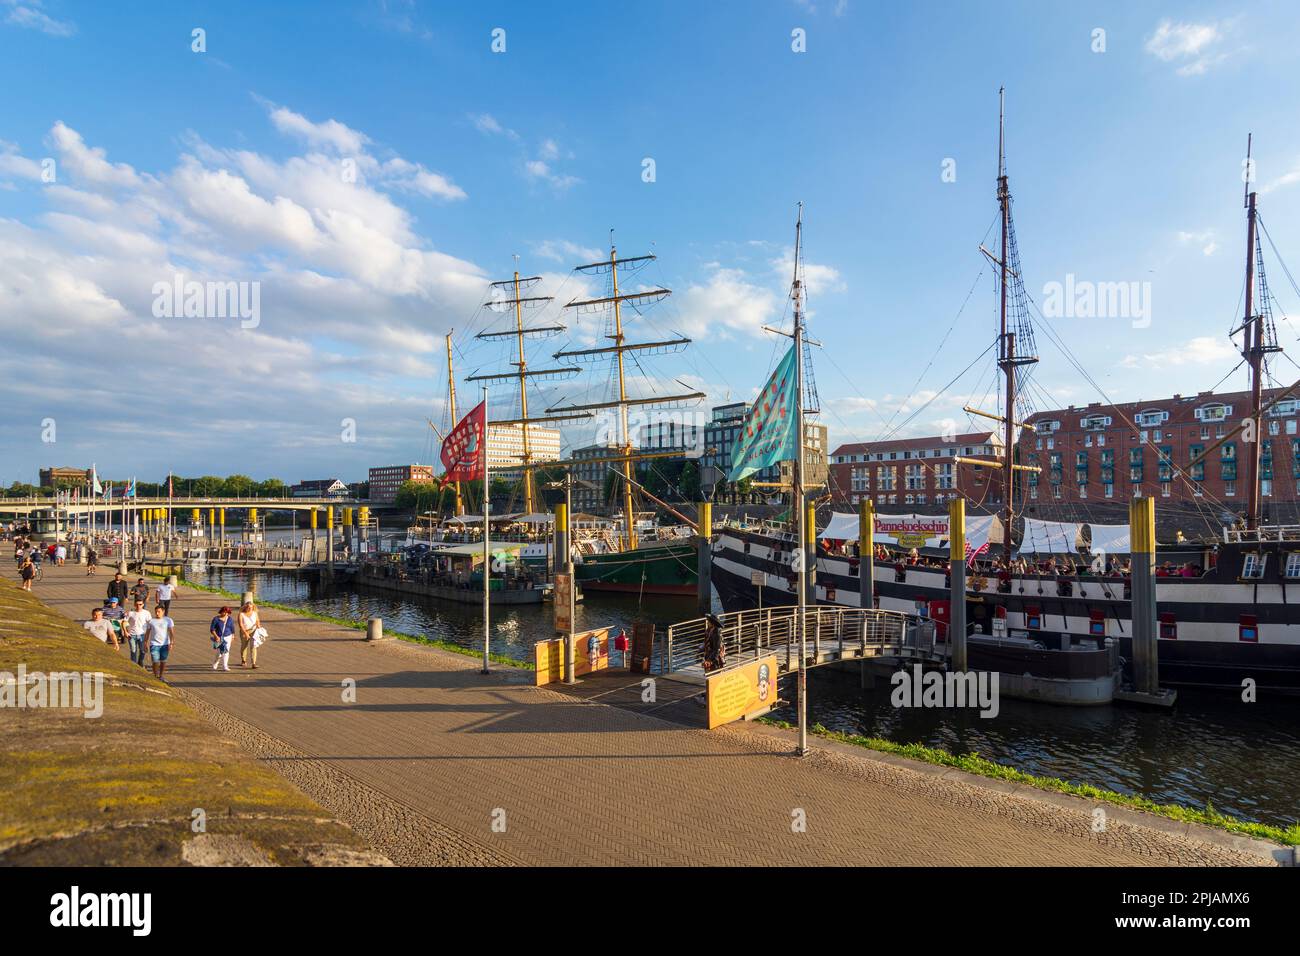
435,246,707,596
547,242,705,595
711,95,1300,696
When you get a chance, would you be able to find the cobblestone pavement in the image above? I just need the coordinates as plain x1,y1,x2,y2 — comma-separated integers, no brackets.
31,565,1272,866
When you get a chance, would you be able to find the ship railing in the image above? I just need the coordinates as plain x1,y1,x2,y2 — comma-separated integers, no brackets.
1224,524,1300,543
662,605,918,675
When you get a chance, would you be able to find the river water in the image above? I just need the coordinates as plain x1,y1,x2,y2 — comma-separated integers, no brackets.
192,566,1300,832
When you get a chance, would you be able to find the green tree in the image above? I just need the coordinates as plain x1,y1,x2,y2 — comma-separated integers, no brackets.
192,475,225,496
394,479,440,512
257,478,287,498
679,461,701,502
223,474,255,497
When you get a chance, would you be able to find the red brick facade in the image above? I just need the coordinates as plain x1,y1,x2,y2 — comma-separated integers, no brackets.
829,431,1005,509
1018,387,1297,514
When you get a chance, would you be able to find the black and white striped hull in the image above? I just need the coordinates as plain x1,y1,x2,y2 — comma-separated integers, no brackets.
711,528,1300,692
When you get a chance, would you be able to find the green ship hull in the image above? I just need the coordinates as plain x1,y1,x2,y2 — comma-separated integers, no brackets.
573,541,698,595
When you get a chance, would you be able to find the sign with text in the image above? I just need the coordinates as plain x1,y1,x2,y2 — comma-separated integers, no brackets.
706,654,778,729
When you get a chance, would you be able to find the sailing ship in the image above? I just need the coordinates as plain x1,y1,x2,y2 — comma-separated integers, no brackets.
427,247,706,596
546,242,705,595
710,94,1300,697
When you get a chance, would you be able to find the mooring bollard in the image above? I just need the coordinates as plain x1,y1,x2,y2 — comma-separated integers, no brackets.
365,617,384,641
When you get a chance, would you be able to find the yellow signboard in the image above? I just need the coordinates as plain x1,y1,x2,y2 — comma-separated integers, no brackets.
534,627,611,686
706,654,778,729
896,532,931,548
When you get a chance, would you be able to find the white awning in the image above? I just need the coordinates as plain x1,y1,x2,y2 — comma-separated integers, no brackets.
819,511,999,549
1018,518,1084,554
1084,523,1132,554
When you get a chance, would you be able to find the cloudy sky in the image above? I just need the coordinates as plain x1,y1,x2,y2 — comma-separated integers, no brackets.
3,0,1300,485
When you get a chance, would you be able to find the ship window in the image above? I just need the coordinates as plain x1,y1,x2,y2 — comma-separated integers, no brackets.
1285,553,1300,579
1241,552,1267,580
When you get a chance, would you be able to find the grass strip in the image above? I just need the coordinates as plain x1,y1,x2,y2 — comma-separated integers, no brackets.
760,718,1300,847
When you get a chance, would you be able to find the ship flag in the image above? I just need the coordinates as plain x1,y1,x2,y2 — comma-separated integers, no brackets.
727,343,799,483
440,400,488,483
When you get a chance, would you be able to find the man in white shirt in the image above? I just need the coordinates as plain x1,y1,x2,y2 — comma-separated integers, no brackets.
83,608,118,649
155,580,176,615
146,605,175,681
124,599,152,668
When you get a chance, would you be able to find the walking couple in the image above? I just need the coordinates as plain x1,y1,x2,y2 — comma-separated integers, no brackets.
209,601,267,671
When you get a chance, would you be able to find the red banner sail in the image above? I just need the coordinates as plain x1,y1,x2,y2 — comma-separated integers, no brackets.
440,400,487,482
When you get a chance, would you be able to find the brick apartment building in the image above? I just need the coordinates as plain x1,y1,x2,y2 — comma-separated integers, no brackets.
828,431,1004,509
1019,387,1298,511
368,464,436,503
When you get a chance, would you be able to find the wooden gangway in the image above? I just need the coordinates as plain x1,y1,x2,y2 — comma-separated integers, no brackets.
661,605,947,685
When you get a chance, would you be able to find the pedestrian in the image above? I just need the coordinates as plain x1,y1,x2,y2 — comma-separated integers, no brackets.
55,542,67,566
18,555,35,591
146,604,175,681
125,598,151,668
130,577,150,607
106,572,129,606
210,606,235,671
83,607,119,650
237,600,263,669
86,547,98,575
155,578,176,615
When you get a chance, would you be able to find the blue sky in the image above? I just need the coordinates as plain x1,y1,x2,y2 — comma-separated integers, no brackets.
3,0,1300,485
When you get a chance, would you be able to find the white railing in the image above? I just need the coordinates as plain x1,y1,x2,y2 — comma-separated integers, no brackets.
1224,524,1300,543
663,605,924,675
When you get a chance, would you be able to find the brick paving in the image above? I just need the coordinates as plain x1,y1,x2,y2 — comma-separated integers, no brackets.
27,563,1264,866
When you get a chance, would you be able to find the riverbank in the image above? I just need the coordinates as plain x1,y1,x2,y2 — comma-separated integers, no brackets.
26,563,1287,865
0,578,389,866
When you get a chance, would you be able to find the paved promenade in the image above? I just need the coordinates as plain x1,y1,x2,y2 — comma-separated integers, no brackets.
28,564,1272,866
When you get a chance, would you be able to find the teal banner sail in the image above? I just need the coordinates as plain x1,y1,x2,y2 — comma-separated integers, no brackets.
727,344,798,482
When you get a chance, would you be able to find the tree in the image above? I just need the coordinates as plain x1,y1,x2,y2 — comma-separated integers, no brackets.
679,461,701,502
192,475,225,496
394,479,440,512
223,474,255,497
257,478,287,498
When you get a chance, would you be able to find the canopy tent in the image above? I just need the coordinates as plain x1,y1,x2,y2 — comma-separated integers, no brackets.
1016,518,1135,555
1083,523,1132,555
818,511,1002,551
446,513,522,525
510,513,553,526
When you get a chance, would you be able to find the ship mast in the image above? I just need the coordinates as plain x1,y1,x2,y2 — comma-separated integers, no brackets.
553,241,704,551
998,88,1014,565
445,332,463,515
993,88,1037,564
468,261,577,516
1242,134,1270,530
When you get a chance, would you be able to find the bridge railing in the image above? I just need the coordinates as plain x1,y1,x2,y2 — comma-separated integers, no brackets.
662,606,922,675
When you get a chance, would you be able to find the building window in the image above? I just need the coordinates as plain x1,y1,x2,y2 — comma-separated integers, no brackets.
1225,481,1236,497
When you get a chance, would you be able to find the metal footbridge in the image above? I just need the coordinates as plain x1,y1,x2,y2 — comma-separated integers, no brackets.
659,606,948,684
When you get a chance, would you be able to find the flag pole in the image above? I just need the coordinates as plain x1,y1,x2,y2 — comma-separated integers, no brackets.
481,384,491,674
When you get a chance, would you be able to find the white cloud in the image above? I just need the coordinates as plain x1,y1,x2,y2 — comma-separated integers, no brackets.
1176,229,1217,256
47,121,141,187
0,109,495,482
532,239,602,264
1118,335,1236,370
769,250,846,295
266,104,370,155
2,0,74,37
1144,19,1233,76
671,265,780,340
470,113,518,140
1262,158,1300,195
